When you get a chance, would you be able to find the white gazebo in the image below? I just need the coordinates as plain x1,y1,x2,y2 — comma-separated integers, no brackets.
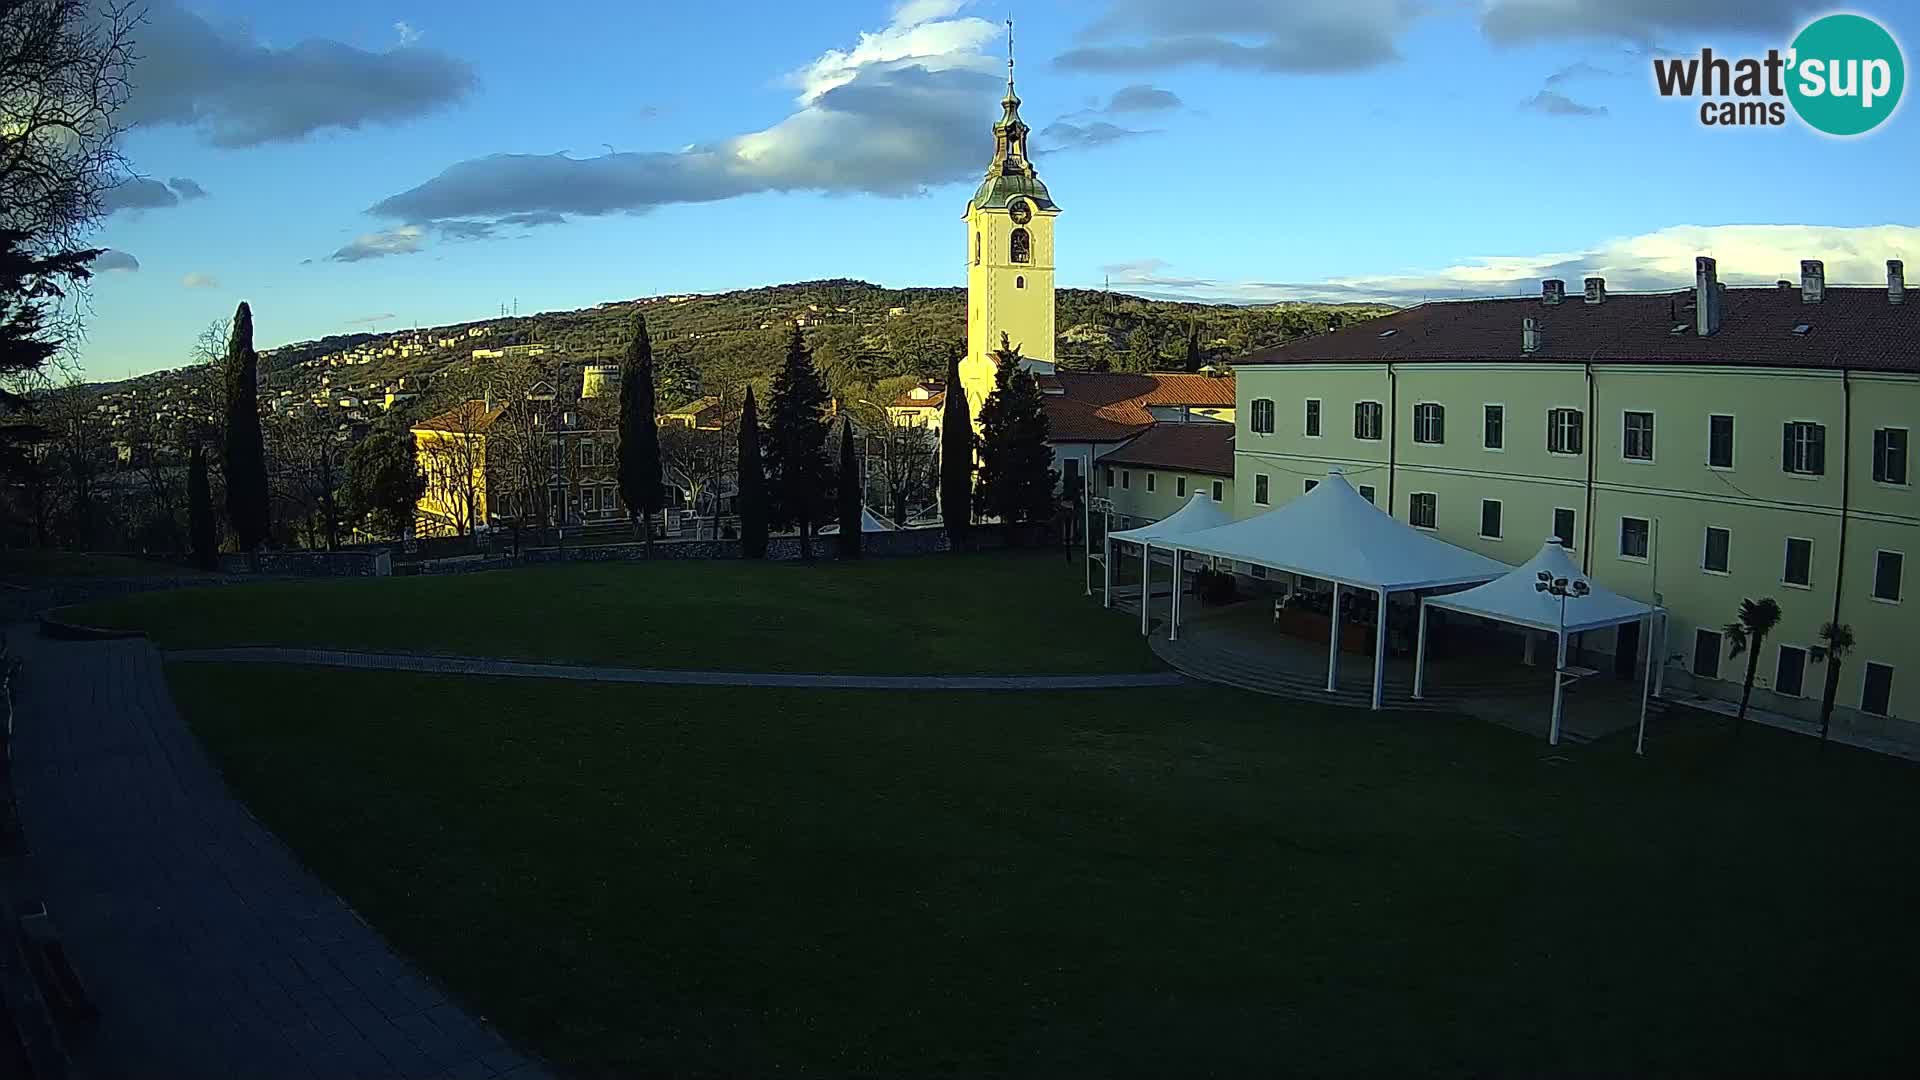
1150,470,1509,711
1417,539,1667,746
1107,492,1235,634
818,507,897,535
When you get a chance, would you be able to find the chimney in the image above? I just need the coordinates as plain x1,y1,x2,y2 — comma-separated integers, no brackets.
1522,317,1540,354
1541,279,1566,305
1890,259,1907,305
1583,277,1606,304
1777,279,1794,290
1694,256,1722,336
1800,259,1825,303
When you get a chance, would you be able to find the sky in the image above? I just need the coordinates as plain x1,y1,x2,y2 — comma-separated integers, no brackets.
80,0,1920,380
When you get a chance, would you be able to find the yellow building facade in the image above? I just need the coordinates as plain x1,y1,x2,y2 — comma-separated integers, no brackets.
959,63,1058,436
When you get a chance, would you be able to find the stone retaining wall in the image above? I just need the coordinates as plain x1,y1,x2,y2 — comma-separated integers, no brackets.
219,550,391,577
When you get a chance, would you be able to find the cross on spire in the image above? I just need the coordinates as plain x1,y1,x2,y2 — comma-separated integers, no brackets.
1006,19,1015,95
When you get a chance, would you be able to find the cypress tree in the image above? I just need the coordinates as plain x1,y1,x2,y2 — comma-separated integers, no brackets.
939,347,972,552
977,334,1057,542
737,386,768,558
763,325,831,561
222,302,269,552
836,416,861,559
187,437,217,570
617,314,664,557
1184,317,1203,372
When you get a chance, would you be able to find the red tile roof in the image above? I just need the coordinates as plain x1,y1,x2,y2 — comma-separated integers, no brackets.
1043,370,1237,442
1235,286,1920,373
412,400,505,434
1097,422,1235,476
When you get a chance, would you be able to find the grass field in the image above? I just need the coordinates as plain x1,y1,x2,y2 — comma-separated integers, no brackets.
65,553,1155,674
168,663,1920,1077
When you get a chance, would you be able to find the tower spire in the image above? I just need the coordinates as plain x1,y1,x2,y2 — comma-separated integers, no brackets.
1006,18,1015,98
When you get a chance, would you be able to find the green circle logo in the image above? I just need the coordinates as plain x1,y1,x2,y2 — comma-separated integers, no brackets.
1788,14,1905,136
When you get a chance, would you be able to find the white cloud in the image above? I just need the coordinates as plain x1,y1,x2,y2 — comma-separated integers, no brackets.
394,21,422,47
180,272,220,289
329,225,427,262
92,250,140,272
1106,225,1920,304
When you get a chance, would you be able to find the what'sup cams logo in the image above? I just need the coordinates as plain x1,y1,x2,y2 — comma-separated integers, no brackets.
1654,12,1905,135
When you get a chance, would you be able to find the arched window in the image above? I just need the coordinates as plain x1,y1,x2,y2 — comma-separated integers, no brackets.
973,232,981,265
1016,276,1025,289
1010,227,1031,264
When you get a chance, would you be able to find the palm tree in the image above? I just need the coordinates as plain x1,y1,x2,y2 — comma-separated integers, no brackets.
1724,597,1783,736
1810,621,1856,751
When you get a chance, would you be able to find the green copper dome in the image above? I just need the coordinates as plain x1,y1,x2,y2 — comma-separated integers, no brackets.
968,172,1057,214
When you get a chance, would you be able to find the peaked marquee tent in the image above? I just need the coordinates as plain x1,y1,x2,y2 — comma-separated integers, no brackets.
1147,471,1509,710
1419,538,1667,745
1107,492,1235,633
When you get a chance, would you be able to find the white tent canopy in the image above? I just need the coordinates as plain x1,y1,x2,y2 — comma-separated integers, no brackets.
1425,540,1658,633
1415,538,1667,746
819,507,896,535
1111,492,1234,544
1170,471,1508,592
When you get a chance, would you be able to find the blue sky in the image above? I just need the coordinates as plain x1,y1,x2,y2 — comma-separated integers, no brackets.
82,0,1920,380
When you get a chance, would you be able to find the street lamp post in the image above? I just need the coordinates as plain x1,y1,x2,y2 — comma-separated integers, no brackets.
1534,569,1591,746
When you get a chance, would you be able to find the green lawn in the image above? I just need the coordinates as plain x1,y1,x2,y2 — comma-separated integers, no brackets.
0,549,212,579
169,664,1920,1077
65,553,1156,674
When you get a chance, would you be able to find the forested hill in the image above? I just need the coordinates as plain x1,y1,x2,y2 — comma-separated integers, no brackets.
92,280,1393,415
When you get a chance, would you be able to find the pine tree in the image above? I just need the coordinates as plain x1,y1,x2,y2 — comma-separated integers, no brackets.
836,416,861,559
222,302,269,552
737,385,768,558
939,348,972,552
763,325,831,561
617,314,663,557
976,334,1057,541
1184,317,1203,372
188,437,217,570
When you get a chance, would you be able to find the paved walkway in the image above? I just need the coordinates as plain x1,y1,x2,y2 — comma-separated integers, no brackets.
168,646,1189,691
6,629,549,1079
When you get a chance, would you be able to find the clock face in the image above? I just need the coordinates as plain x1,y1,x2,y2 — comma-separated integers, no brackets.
1008,200,1032,225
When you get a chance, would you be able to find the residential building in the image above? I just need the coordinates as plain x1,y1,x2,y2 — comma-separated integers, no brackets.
1093,422,1236,525
1046,370,1236,500
1226,258,1916,734
886,382,946,432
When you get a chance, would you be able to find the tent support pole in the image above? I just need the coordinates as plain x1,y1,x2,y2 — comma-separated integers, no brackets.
1523,631,1536,667
1653,612,1669,697
1549,630,1568,746
1412,601,1429,700
1371,588,1388,711
1326,581,1342,693
1139,543,1150,636
1169,549,1182,642
1635,612,1654,756
1102,534,1112,609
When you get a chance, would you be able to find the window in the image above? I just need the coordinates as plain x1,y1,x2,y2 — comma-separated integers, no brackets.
1709,414,1735,468
973,232,981,265
1483,405,1504,450
1120,470,1130,490
1782,421,1826,475
1547,408,1584,455
1359,484,1375,505
580,439,595,466
1783,537,1813,587
1623,411,1655,461
1693,629,1722,679
1480,499,1502,539
1553,508,1577,549
1619,516,1650,560
1703,526,1731,574
1413,403,1445,444
1874,428,1909,485
1861,662,1894,717
1010,227,1030,264
1304,479,1319,494
1145,472,1156,493
1211,479,1224,502
1250,398,1275,434
1103,466,1114,488
1409,492,1437,530
1304,399,1322,437
1775,645,1808,698
1254,474,1270,505
1874,550,1904,602
1354,401,1383,440
1015,276,1025,289
1064,459,1081,496
1176,476,1187,498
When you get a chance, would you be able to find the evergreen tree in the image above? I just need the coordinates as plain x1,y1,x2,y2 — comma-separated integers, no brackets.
939,348,972,552
1184,317,1203,372
0,230,97,482
763,325,831,560
617,314,664,556
836,416,861,559
222,302,269,552
187,437,217,570
343,429,426,538
737,386,768,558
976,334,1057,541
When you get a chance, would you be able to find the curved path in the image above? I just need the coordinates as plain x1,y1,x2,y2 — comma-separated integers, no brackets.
7,631,550,1079
167,646,1189,690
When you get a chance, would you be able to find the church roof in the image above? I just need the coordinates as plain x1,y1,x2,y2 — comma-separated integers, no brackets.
965,28,1057,216
1042,371,1238,442
968,172,1056,214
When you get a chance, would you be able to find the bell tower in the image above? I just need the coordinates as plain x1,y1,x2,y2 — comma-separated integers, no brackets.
960,21,1058,434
